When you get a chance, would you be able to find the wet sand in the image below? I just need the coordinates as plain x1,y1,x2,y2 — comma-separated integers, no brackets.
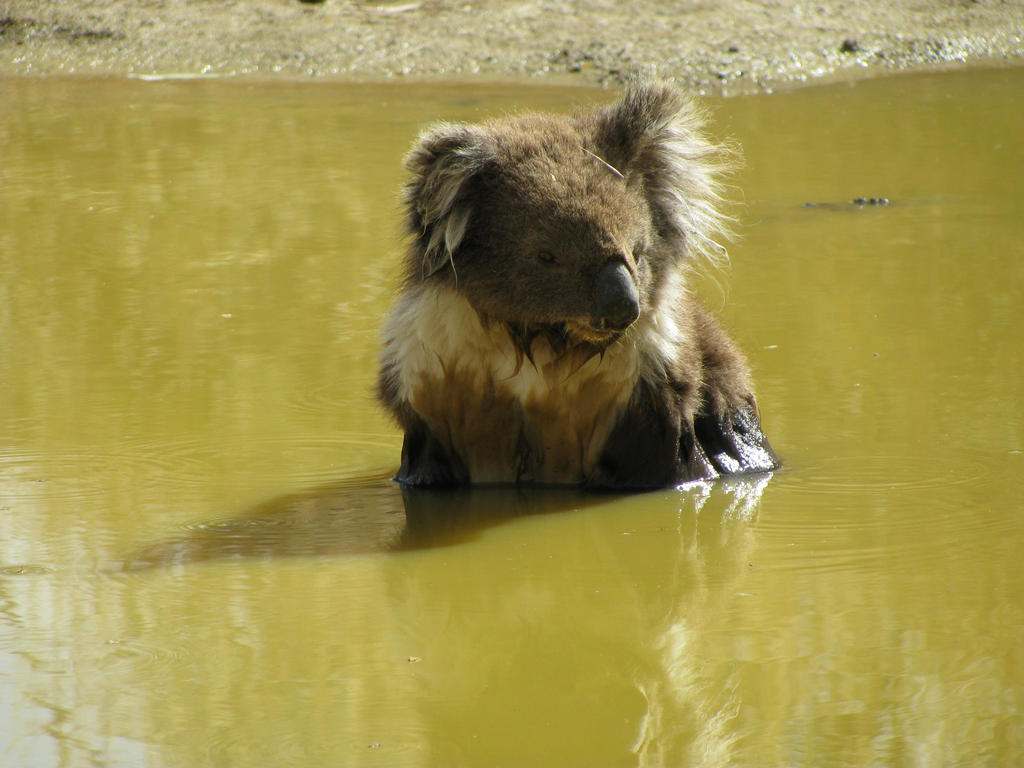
2,0,1023,93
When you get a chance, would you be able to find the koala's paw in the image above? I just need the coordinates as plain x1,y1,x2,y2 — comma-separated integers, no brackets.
692,402,779,478
396,420,469,488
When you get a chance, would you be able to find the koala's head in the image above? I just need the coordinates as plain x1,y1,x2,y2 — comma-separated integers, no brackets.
402,80,732,347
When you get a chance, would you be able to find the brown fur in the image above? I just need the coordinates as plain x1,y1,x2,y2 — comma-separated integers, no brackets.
378,80,778,488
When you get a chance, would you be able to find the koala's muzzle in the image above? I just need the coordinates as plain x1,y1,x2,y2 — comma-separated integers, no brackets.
594,261,640,332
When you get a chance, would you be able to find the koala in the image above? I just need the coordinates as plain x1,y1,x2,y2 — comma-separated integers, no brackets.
377,80,779,489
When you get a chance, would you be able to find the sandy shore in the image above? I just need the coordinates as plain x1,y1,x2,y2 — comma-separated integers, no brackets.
2,1,1023,93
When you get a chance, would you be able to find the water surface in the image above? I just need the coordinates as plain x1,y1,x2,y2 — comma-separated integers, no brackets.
1,70,1022,766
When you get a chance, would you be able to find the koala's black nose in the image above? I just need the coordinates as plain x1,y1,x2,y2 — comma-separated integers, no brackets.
594,261,640,331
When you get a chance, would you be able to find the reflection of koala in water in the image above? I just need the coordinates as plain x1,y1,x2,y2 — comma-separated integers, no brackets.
378,80,779,489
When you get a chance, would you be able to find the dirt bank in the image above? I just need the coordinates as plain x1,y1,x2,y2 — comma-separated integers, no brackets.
2,0,1023,93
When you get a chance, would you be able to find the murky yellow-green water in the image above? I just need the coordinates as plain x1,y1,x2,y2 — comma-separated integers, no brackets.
1,69,1022,767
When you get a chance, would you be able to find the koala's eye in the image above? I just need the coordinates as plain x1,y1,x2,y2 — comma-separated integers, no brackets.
537,250,559,266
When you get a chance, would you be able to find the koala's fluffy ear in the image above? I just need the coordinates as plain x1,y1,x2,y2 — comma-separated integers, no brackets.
403,123,494,279
590,80,734,263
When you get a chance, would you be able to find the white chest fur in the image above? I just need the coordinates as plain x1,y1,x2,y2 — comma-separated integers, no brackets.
381,283,681,484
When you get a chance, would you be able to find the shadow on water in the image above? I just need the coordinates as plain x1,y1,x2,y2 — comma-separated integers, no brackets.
119,473,775,572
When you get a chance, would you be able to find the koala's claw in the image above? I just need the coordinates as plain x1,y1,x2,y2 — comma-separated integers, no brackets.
692,404,780,479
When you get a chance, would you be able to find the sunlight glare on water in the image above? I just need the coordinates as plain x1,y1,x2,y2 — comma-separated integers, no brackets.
0,70,1022,767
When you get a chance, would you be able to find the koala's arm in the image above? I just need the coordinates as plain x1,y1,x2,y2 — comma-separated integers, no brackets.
690,304,779,478
377,371,469,488
590,376,736,489
589,306,778,489
588,380,689,489
396,412,469,487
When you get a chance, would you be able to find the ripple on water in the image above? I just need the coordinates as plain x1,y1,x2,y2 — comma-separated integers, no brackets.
97,637,192,677
0,432,396,500
0,449,116,501
0,563,56,577
279,380,354,416
0,442,217,502
753,453,1009,575
135,432,396,487
778,454,986,495
224,433,397,486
